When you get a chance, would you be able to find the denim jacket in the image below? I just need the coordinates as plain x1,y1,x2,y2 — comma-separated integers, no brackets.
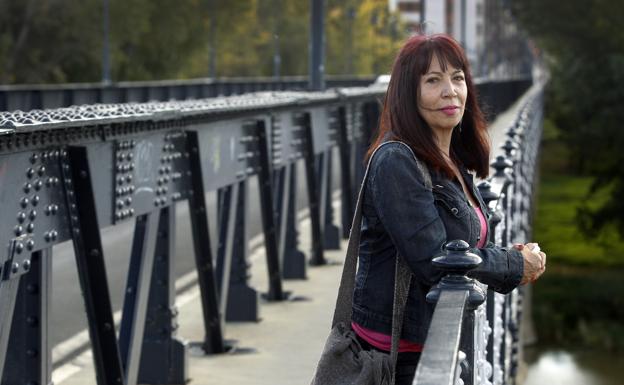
351,142,524,343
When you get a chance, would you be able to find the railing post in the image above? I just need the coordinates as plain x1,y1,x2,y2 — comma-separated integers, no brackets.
2,248,52,385
415,240,485,385
137,206,187,384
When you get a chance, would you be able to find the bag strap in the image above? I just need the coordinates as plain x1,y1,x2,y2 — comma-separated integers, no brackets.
330,141,432,377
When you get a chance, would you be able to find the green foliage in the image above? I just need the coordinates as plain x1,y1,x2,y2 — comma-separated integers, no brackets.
514,0,624,238
533,266,624,351
0,0,406,83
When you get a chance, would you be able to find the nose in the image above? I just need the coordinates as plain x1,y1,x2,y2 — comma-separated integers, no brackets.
441,78,457,98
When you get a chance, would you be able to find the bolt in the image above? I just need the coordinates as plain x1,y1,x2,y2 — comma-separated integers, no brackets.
22,259,31,271
11,262,20,273
23,183,32,193
26,284,37,294
31,195,39,206
17,212,26,223
26,223,34,233
26,240,35,250
14,225,24,235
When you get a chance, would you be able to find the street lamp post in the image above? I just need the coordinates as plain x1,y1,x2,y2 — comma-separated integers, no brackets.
102,0,111,84
309,0,325,90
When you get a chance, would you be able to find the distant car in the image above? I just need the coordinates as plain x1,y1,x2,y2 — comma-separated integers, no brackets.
374,74,391,85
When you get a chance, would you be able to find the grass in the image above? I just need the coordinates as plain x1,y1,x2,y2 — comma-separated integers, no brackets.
533,174,624,266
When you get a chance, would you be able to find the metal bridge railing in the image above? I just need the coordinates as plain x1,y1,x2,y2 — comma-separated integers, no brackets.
0,75,378,112
413,83,545,385
0,78,532,385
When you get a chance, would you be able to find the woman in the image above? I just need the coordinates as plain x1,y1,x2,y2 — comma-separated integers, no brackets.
351,34,546,384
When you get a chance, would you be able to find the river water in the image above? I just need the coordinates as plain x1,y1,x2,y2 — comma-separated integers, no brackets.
523,348,624,385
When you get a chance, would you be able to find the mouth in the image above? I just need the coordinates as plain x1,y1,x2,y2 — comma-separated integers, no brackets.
439,106,460,116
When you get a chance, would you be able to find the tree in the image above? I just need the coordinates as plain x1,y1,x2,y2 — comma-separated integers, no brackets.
513,0,624,237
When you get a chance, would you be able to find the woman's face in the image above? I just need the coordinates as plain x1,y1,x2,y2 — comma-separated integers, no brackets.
417,55,467,133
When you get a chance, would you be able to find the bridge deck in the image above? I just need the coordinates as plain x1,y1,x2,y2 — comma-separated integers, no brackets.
53,93,531,385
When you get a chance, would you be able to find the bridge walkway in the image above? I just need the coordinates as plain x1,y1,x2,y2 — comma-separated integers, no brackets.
54,94,531,385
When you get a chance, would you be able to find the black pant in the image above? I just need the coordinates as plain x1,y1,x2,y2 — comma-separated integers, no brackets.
356,335,421,385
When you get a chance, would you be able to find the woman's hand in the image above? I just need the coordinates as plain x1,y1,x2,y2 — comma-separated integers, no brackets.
513,243,546,284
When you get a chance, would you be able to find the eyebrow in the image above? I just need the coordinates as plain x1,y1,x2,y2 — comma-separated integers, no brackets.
425,70,464,76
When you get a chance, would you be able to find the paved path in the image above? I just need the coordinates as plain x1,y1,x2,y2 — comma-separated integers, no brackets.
54,88,533,385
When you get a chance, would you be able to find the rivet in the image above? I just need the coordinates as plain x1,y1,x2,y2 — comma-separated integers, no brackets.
26,240,35,250
44,232,52,242
26,223,34,233
30,154,39,164
34,180,43,190
20,197,29,208
103,322,112,331
89,249,100,257
26,168,35,178
125,197,132,205
26,316,37,326
23,183,32,193
11,262,20,273
22,259,31,271
28,210,36,220
79,170,88,179
14,225,23,235
37,166,46,176
46,178,53,187
115,212,122,220
50,230,58,241
26,349,37,357
117,176,124,185
125,174,132,182
17,212,27,223
26,284,37,294
129,208,134,215
31,195,40,206
116,200,124,209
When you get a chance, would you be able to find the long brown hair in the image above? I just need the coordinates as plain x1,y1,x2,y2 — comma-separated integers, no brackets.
366,34,490,179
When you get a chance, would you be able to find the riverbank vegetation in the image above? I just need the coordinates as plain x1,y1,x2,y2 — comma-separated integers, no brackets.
531,119,624,351
513,0,624,352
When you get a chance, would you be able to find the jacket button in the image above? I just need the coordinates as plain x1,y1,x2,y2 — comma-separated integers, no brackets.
451,207,459,215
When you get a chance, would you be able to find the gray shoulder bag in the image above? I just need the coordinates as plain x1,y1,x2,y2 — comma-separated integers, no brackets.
310,141,432,385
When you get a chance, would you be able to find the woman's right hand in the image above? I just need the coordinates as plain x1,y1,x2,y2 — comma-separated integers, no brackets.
514,243,546,284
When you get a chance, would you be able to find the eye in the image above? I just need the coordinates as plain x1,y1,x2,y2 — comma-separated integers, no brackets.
426,77,439,84
453,74,465,81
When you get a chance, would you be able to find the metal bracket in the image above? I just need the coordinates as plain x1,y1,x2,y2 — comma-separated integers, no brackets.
3,237,33,281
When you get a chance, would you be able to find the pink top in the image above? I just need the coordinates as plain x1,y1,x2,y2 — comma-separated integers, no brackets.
351,322,423,352
474,205,488,248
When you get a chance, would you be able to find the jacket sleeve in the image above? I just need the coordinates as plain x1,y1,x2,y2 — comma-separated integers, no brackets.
470,244,524,294
369,144,523,293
